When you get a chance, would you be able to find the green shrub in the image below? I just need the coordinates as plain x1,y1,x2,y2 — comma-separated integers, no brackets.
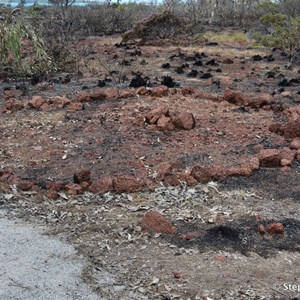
251,32,278,47
260,13,287,29
0,9,52,77
254,13,300,62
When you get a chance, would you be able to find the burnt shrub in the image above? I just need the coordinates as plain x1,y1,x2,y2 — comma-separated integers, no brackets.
122,11,185,45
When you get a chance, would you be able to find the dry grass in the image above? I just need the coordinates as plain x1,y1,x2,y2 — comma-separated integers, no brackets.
204,32,250,44
165,44,269,58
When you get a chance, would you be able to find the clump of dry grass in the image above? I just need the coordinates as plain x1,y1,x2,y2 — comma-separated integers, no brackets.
204,32,250,44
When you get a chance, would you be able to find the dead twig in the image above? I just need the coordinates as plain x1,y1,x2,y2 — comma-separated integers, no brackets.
9,277,32,291
99,49,128,84
270,286,288,297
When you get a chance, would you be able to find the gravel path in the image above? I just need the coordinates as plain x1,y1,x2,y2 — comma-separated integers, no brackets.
0,210,103,300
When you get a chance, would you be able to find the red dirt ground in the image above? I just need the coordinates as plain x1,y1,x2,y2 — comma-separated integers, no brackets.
0,36,299,197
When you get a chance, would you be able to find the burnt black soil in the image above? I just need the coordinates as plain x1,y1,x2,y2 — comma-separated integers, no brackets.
170,217,300,258
222,166,300,201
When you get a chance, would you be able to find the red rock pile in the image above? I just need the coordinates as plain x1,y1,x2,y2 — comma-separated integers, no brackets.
139,210,177,235
270,107,300,139
258,223,284,235
145,106,196,131
2,86,171,113
190,156,260,183
0,168,143,198
223,88,271,109
1,86,278,114
258,148,296,167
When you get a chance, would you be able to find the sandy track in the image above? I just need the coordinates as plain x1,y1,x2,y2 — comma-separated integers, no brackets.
0,210,103,300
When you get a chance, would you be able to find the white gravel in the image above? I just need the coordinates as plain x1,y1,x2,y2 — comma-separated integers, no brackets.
0,210,103,300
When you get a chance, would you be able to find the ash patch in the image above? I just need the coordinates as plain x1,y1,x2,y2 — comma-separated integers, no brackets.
258,137,289,149
222,167,300,201
170,218,300,258
179,152,212,167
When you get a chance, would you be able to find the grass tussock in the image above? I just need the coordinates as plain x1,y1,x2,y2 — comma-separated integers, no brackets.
204,32,250,43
